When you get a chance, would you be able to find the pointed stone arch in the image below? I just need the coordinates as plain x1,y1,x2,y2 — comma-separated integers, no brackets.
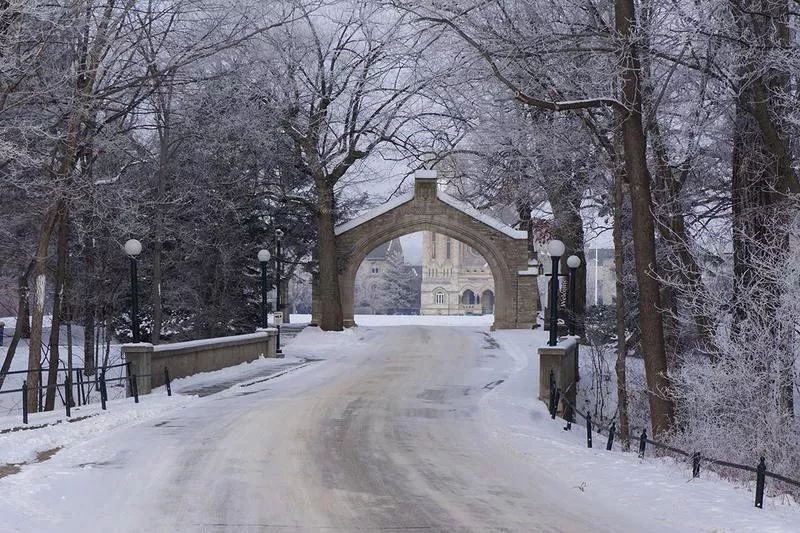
312,171,540,329
460,289,477,305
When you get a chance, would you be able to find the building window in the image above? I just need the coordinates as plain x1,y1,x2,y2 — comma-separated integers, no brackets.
371,265,379,274
446,238,451,259
435,291,446,304
432,232,437,258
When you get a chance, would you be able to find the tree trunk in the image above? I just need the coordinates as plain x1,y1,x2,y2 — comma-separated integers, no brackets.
612,137,631,450
280,281,290,324
649,121,717,359
83,305,95,376
27,204,60,412
18,289,30,339
0,262,34,391
45,205,69,410
546,183,587,336
150,236,163,343
616,0,675,435
150,134,168,343
315,180,343,331
66,303,74,408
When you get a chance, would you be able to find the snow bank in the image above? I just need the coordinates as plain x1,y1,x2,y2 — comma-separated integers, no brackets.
0,393,195,465
484,329,800,532
0,354,308,466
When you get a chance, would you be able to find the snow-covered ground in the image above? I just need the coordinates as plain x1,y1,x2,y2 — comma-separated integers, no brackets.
485,328,800,531
0,354,307,466
290,312,494,327
1,315,798,531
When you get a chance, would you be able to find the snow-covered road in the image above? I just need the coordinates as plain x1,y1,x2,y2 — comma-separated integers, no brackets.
0,326,640,532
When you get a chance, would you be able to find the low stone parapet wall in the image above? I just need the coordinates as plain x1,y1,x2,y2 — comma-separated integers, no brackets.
122,329,278,395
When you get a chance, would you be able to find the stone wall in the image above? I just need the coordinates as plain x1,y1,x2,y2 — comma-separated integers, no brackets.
122,329,278,395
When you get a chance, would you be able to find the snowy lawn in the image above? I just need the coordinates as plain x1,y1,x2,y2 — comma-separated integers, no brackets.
0,354,307,468
486,328,800,532
0,319,125,418
0,322,365,473
3,314,799,531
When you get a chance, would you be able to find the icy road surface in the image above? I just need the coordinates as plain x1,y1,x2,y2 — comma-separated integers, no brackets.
0,325,775,532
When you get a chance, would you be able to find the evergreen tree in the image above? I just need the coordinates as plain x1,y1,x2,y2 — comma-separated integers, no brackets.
375,251,416,314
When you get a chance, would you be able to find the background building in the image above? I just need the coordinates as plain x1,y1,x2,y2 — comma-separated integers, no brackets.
585,248,616,306
420,232,495,315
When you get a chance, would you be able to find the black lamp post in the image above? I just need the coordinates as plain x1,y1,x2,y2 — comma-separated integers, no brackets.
124,239,142,343
547,239,565,346
567,255,581,336
258,249,271,329
275,228,284,355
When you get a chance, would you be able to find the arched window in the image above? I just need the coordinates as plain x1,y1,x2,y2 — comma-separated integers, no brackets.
461,289,476,305
481,289,495,315
435,291,446,304
371,265,379,274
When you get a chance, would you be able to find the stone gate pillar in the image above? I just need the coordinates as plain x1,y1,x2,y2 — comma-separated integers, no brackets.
310,273,320,326
516,263,540,328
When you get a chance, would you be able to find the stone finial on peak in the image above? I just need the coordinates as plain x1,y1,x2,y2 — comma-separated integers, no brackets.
414,169,437,181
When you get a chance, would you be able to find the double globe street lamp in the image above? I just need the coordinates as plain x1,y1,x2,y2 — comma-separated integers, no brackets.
257,228,284,355
566,254,582,337
258,249,271,329
546,239,565,346
547,240,583,346
274,229,284,355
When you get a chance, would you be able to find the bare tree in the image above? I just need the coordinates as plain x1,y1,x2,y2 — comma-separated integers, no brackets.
401,0,676,434
256,1,452,330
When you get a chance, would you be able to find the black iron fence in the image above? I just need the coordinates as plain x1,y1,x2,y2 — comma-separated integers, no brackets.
548,371,800,510
0,363,173,425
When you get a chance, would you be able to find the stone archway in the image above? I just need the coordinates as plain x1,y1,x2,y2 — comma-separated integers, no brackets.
311,170,540,329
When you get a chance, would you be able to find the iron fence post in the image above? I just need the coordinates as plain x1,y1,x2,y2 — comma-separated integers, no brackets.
100,372,107,410
586,412,593,448
38,366,43,412
755,457,766,509
74,369,80,407
22,380,28,424
78,369,86,405
692,452,701,478
551,388,561,420
606,421,616,451
65,377,71,418
131,373,139,403
125,361,132,398
164,367,172,396
638,429,647,458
